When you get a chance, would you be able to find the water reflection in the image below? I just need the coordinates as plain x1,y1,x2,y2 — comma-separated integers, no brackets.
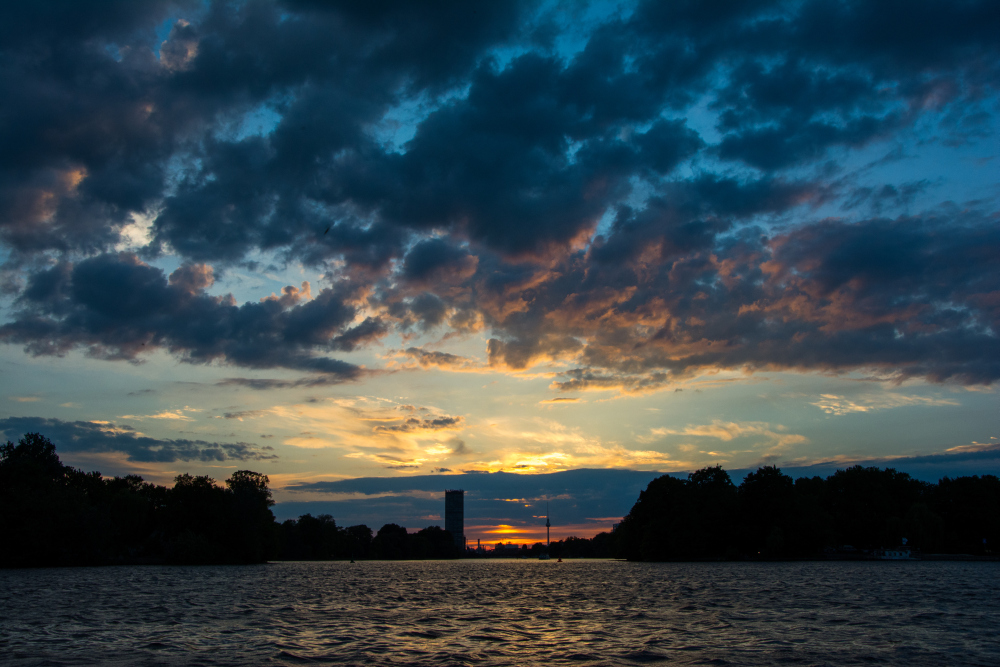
1,561,998,665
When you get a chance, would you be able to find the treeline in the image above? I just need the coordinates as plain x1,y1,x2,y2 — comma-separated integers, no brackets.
277,516,459,560
0,433,460,567
549,532,615,558
609,465,1000,560
5,433,998,566
0,434,277,567
491,466,998,561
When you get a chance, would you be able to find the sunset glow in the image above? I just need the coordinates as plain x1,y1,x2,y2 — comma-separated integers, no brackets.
1,0,998,538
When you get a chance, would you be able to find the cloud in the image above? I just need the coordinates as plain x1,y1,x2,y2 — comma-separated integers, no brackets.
757,439,1000,484
274,441,1000,529
118,409,196,421
1,0,999,390
373,415,464,434
0,253,365,378
549,370,673,394
389,347,485,372
222,409,267,421
0,416,277,463
448,439,471,456
638,420,809,462
216,376,351,390
487,211,1000,389
401,238,478,286
277,468,674,531
4,0,995,258
643,420,804,444
811,393,960,416
331,317,388,352
943,439,1000,455
256,398,470,470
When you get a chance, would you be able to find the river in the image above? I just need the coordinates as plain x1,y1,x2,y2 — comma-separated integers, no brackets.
2,560,998,665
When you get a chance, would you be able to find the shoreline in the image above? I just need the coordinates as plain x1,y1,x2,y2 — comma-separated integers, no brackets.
4,555,999,570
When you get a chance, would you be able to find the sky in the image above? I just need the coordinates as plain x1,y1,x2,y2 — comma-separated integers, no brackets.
1,0,999,545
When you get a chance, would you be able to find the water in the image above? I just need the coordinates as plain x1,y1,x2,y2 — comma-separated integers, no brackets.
1,560,998,666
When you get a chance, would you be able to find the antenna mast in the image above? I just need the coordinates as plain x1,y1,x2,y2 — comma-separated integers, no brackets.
546,501,551,548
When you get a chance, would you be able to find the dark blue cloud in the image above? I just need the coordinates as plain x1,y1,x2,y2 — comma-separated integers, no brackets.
1,253,365,377
276,450,1000,528
278,469,667,529
0,416,277,463
401,238,476,284
737,444,1000,485
0,0,998,386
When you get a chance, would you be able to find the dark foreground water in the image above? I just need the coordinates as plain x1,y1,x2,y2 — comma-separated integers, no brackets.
2,560,998,666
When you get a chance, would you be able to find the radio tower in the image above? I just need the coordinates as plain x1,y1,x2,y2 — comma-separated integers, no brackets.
546,502,551,549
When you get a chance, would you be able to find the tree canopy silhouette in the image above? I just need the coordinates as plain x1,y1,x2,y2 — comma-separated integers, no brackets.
612,464,1000,561
0,432,461,567
0,433,277,567
2,432,997,566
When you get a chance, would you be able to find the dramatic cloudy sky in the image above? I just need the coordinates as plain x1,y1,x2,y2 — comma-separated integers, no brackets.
2,0,999,543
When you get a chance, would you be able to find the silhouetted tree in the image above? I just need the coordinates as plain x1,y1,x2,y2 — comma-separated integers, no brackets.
739,465,795,557
411,526,459,559
589,531,614,558
614,473,685,560
372,523,410,559
792,475,832,555
686,465,738,557
5,432,1000,567
341,524,371,559
163,474,228,563
615,466,738,561
933,475,1000,554
825,466,930,550
0,433,88,567
0,433,355,565
281,513,340,559
550,536,598,558
613,463,971,561
225,470,277,562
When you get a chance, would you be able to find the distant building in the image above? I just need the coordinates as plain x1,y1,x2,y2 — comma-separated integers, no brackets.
445,489,464,548
494,541,523,554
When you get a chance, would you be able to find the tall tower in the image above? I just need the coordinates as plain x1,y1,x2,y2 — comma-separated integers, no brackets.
546,502,551,548
445,489,465,548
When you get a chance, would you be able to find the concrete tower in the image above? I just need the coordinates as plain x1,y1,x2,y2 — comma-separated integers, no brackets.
445,489,465,548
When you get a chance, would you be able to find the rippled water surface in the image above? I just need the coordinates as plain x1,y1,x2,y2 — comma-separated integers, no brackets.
2,560,999,666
